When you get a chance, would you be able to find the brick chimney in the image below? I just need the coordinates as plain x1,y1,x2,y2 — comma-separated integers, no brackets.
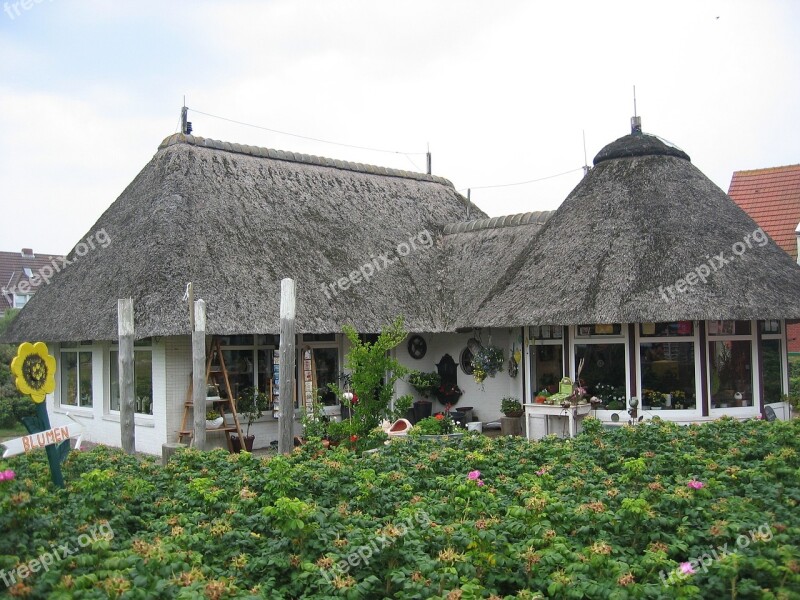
21,248,34,258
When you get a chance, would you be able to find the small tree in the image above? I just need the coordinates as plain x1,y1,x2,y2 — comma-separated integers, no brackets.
328,317,410,442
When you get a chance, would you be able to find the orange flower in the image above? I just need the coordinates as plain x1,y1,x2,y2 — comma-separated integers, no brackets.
435,414,444,420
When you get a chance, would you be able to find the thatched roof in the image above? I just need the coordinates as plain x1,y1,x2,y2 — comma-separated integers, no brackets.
456,131,800,328
3,134,485,341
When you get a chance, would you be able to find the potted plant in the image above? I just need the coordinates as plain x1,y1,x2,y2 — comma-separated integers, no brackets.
501,397,523,418
471,346,505,384
408,413,462,440
205,409,223,429
408,370,441,398
232,387,270,452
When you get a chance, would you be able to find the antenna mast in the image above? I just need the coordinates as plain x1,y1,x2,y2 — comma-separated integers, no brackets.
180,97,192,135
582,130,589,177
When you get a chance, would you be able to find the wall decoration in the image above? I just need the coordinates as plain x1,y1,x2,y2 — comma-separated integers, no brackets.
407,335,427,359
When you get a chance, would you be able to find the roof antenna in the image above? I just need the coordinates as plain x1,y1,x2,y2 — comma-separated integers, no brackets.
582,130,589,177
631,86,642,134
181,97,193,135
426,143,431,175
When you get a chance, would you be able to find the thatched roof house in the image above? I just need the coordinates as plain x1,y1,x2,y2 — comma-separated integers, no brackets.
458,129,800,328
3,134,485,342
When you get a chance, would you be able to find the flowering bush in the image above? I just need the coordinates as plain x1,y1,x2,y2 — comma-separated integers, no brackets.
1,418,800,597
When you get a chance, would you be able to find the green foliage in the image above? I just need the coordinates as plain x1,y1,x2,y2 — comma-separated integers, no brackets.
500,396,523,416
328,317,409,438
3,419,800,597
407,370,441,397
408,414,456,436
0,310,34,428
235,387,270,435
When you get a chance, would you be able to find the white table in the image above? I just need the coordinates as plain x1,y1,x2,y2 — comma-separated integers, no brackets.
524,403,592,440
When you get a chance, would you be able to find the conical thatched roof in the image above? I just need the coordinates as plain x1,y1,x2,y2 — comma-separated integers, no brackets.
3,134,485,341
456,130,800,328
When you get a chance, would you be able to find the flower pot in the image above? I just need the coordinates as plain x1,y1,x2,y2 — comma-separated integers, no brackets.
231,435,242,453
205,417,224,429
243,435,255,452
413,401,432,422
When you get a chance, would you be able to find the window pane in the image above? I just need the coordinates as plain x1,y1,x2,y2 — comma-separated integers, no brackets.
313,347,339,405
761,339,783,403
135,351,153,414
79,352,93,407
220,349,256,401
640,321,694,337
708,320,752,336
576,324,622,337
531,344,563,393
110,351,119,411
640,342,696,410
303,333,336,342
759,320,781,334
111,351,153,414
61,352,78,406
575,343,626,409
709,340,752,408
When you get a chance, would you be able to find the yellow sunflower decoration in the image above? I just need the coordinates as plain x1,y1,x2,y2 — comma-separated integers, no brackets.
10,342,56,403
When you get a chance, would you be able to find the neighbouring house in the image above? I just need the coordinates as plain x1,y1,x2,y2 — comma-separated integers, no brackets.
3,119,800,454
727,164,800,354
0,248,64,316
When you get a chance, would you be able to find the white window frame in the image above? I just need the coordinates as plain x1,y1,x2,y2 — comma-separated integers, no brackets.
635,321,701,416
57,342,99,410
570,324,630,419
525,326,565,401
706,320,758,416
759,320,788,404
13,293,30,308
107,341,154,416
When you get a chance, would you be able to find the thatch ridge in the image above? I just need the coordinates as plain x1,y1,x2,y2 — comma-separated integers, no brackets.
159,133,453,186
442,211,554,235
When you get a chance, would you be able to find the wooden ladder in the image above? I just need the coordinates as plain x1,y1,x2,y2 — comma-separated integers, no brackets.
178,337,244,451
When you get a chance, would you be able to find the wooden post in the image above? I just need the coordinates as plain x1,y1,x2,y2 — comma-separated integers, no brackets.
192,299,207,450
118,298,136,454
278,278,296,454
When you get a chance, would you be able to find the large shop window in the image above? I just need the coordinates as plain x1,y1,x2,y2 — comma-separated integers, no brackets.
218,335,279,407
110,345,153,415
312,347,340,406
60,345,93,407
708,321,753,409
639,321,697,411
574,329,626,410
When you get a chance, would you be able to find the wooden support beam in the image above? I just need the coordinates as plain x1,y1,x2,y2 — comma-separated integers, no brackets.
118,298,136,454
192,299,207,450
278,278,296,454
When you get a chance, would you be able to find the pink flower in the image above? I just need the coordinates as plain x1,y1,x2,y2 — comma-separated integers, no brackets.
679,562,695,575
467,470,481,480
536,468,547,476
687,479,704,489
477,480,485,486
0,469,15,482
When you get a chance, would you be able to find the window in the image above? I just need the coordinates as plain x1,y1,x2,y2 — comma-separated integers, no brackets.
573,324,627,409
219,337,278,406
23,267,33,277
639,321,697,411
13,294,30,308
760,320,785,404
708,321,754,409
109,348,153,414
311,347,340,406
529,326,563,394
60,347,93,407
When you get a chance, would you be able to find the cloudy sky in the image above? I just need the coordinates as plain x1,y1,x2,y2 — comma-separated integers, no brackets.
1,0,798,254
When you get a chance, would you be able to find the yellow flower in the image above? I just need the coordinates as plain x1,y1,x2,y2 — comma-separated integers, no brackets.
10,342,56,403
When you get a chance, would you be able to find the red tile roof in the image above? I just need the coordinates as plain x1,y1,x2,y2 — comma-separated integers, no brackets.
0,249,64,312
728,164,800,259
